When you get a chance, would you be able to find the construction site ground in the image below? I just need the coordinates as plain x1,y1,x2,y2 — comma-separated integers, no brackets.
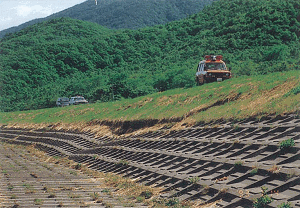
0,114,300,208
0,141,150,208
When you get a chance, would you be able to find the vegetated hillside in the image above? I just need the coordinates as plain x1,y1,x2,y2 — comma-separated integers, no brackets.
0,0,215,38
0,0,299,112
1,70,300,126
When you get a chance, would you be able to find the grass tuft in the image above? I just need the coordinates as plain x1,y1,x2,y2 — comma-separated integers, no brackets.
253,187,273,208
279,138,295,153
188,176,200,184
278,202,293,208
34,198,43,205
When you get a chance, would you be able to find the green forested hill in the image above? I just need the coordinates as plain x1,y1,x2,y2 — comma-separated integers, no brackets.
1,0,299,112
0,0,215,38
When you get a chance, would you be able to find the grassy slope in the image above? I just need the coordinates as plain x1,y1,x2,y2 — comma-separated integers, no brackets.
1,70,300,126
1,0,299,112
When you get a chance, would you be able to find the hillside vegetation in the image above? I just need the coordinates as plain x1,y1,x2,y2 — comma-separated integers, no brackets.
1,71,300,129
1,0,299,112
0,0,215,38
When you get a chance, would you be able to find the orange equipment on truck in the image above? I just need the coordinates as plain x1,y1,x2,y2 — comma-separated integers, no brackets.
195,55,232,85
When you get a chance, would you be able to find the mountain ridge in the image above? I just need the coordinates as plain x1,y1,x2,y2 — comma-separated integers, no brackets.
0,0,215,38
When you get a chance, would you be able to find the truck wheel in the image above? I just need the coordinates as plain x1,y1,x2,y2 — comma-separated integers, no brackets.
196,77,204,85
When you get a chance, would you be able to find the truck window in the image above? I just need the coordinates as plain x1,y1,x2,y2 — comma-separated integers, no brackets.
197,63,204,72
205,63,225,70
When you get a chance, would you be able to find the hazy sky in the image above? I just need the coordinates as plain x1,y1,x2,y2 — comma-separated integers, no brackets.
0,0,87,31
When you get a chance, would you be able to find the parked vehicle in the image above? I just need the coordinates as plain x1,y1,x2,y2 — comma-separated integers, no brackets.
69,96,88,105
195,55,232,85
56,97,70,107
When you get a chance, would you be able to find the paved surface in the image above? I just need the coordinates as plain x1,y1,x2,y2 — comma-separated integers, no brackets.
1,114,300,207
0,143,146,208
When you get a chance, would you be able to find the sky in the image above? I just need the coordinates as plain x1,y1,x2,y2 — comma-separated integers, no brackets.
0,0,88,31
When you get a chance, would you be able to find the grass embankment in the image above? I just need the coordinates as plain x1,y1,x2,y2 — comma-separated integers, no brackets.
1,70,300,134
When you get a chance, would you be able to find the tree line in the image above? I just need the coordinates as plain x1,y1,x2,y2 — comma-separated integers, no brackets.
0,0,299,112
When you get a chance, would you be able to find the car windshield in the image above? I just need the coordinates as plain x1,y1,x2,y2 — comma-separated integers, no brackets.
75,97,84,101
61,98,69,101
205,63,226,70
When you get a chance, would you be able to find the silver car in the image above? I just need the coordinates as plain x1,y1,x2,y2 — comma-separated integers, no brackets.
69,96,88,105
56,97,70,107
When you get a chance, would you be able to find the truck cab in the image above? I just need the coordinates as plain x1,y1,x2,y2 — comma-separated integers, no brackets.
196,55,232,85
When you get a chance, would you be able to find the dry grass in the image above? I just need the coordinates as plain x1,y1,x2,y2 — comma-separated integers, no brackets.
215,176,228,183
240,79,298,113
3,122,115,138
268,164,281,173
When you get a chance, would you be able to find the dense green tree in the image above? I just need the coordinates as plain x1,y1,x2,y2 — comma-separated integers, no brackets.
0,0,299,112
